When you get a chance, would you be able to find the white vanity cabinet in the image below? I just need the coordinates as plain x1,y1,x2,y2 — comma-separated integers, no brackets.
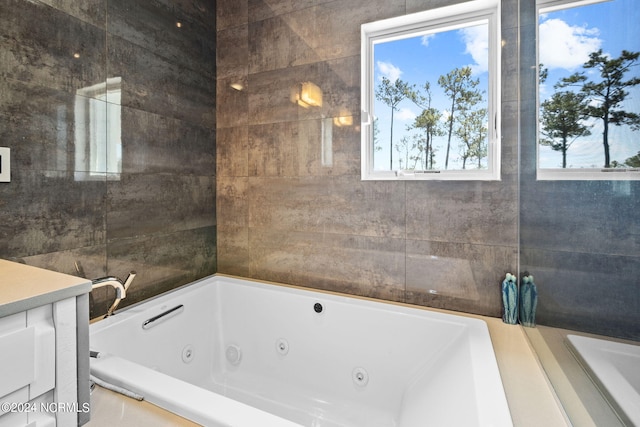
0,260,92,427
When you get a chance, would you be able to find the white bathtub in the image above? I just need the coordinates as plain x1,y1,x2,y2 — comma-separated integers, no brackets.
567,334,640,426
90,275,513,427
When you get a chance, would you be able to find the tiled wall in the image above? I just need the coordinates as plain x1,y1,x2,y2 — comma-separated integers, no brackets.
3,0,635,337
0,0,217,317
216,0,520,318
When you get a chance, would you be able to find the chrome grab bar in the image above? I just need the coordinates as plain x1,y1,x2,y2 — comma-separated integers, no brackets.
142,304,184,330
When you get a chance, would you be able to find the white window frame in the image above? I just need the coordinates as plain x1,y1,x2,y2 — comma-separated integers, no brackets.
360,0,501,181
536,0,640,180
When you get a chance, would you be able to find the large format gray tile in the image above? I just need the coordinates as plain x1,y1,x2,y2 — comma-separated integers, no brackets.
1,0,106,95
107,0,216,77
217,126,249,177
521,247,640,340
35,0,106,28
520,180,639,255
100,226,216,317
405,239,517,317
216,226,250,277
107,34,216,127
216,176,249,229
121,107,215,175
0,79,77,173
247,228,406,301
248,175,406,238
106,173,216,240
406,180,518,246
0,170,106,258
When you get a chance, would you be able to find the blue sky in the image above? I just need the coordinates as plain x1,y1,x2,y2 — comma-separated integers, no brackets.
372,0,639,171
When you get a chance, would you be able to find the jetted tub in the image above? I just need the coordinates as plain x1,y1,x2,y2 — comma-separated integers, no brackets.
90,275,513,426
567,335,640,426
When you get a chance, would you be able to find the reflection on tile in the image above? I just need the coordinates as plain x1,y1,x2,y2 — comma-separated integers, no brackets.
248,118,360,177
248,57,359,125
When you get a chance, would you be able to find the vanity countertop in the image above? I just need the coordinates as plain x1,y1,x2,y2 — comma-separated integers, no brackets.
0,259,91,317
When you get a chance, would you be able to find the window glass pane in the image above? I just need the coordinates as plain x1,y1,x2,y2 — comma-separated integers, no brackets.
373,23,490,172
538,0,640,172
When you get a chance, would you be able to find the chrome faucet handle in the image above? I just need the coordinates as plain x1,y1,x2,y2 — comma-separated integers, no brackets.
91,276,123,285
123,271,137,292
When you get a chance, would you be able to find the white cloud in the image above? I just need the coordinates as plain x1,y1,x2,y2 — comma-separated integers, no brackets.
421,34,436,47
539,18,601,70
459,25,489,74
396,107,417,121
376,61,402,82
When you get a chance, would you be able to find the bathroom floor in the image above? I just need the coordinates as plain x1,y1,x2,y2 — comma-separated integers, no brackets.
87,386,199,427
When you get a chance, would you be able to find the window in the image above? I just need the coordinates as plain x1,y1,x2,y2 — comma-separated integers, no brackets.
537,0,640,180
361,0,501,180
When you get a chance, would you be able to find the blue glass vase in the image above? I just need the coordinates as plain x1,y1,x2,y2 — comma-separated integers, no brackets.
501,273,518,324
519,274,538,327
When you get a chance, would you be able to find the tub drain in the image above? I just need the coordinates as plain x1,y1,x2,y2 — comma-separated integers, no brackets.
226,344,242,365
352,367,369,387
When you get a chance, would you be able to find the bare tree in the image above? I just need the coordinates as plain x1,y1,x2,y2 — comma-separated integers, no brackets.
438,67,482,169
375,77,415,169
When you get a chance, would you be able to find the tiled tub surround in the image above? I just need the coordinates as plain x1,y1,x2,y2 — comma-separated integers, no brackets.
2,0,633,338
216,0,519,318
0,0,217,318
90,275,513,426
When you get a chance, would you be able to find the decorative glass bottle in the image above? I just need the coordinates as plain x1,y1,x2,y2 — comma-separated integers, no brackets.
501,273,518,324
519,273,538,327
